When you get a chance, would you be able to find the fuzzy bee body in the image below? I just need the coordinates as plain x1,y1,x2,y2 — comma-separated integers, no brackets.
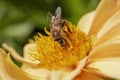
47,7,67,46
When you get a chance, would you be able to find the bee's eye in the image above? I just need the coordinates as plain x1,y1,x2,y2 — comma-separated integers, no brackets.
57,39,63,44
55,38,66,47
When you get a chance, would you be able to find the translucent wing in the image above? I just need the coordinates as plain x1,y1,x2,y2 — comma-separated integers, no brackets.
55,7,62,20
47,12,53,27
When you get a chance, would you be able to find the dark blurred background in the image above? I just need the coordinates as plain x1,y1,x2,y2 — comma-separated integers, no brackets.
0,0,100,56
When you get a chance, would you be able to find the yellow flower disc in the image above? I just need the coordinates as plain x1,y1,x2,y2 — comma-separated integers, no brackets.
32,21,92,70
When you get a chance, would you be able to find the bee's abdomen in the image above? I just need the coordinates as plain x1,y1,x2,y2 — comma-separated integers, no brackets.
51,28,61,39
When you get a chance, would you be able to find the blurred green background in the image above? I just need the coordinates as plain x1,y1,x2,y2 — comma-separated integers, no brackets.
0,0,100,56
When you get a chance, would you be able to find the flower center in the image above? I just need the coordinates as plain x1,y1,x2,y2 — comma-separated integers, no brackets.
31,21,92,70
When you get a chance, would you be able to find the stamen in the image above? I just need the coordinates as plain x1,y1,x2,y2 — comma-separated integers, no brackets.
31,21,92,70
44,27,51,35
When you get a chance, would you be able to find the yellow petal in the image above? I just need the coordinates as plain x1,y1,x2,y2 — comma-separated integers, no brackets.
0,49,14,80
49,57,87,80
74,71,104,80
88,42,120,62
87,59,120,79
2,43,39,68
24,68,50,80
97,10,120,39
88,0,120,36
23,43,36,60
95,32,120,47
94,10,120,46
50,70,69,80
22,43,51,80
22,43,39,69
77,11,95,34
0,49,34,80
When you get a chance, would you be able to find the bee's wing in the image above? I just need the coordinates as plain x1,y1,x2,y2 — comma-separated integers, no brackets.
55,7,62,20
47,12,53,27
47,12,53,23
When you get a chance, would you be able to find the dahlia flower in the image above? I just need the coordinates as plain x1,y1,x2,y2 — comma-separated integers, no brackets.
0,0,120,80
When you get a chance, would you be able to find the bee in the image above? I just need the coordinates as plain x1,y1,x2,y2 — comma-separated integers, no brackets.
47,7,67,46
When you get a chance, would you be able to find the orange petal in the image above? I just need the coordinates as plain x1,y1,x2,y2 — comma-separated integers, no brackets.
77,11,95,34
88,0,120,36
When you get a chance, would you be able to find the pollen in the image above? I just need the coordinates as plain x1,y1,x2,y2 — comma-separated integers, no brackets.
31,21,92,70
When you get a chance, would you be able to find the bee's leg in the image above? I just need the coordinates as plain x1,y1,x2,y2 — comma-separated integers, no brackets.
61,20,67,27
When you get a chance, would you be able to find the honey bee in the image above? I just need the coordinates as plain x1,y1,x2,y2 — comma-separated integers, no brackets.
47,7,67,46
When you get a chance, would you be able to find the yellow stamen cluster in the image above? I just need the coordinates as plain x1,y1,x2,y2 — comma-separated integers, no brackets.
32,21,92,70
